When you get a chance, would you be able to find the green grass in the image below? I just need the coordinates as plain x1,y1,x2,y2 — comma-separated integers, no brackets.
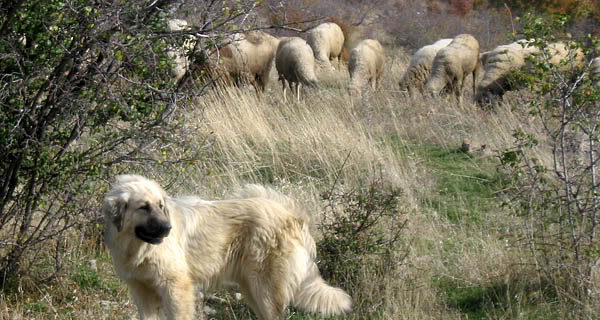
71,263,102,290
394,142,517,319
411,144,501,224
435,274,570,320
436,276,508,319
25,301,50,314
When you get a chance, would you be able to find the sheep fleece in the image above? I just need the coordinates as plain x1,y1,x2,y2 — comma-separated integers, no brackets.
306,22,345,70
167,19,193,82
275,37,318,101
476,40,584,100
591,57,600,86
476,40,539,98
399,38,452,94
425,34,480,98
218,31,280,92
348,39,385,92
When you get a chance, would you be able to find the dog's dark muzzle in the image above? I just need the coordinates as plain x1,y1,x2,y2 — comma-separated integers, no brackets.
135,217,172,245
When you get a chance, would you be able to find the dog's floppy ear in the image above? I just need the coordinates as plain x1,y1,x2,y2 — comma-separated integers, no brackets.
103,192,129,232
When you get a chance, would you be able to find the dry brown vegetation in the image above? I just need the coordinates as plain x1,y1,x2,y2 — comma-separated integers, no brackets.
4,42,594,319
3,1,600,319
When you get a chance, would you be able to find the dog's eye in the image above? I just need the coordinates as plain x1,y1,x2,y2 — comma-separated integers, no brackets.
139,203,151,212
159,201,164,210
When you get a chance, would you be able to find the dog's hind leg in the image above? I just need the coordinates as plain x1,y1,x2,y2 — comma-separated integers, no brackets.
239,271,288,320
237,282,262,317
127,279,163,320
240,236,315,319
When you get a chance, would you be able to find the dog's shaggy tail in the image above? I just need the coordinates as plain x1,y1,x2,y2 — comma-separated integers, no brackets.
230,184,352,315
293,263,352,316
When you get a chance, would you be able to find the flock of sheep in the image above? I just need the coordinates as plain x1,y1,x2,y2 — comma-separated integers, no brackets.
168,19,598,105
168,20,384,101
400,35,593,105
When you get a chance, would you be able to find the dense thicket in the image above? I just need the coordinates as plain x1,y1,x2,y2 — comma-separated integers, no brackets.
0,0,262,285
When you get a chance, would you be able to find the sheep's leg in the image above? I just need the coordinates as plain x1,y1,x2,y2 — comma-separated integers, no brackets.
472,70,478,97
296,82,302,101
455,77,464,105
282,79,288,102
253,74,264,97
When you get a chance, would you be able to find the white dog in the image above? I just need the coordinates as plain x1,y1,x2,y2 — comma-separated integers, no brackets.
103,174,352,320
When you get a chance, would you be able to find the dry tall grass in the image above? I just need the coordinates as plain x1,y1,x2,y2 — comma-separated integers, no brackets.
161,49,550,318
0,47,574,319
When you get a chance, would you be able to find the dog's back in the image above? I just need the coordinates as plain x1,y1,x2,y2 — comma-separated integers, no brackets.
227,184,301,216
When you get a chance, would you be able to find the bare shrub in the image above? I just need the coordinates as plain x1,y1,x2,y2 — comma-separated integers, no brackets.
372,1,514,51
498,13,600,316
0,0,267,288
317,176,409,317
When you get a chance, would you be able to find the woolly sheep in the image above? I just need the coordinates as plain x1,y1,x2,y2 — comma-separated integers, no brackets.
217,31,281,93
275,37,318,102
165,19,233,88
424,34,481,102
165,23,280,93
306,22,345,71
398,38,452,95
475,40,584,103
475,40,538,102
544,41,584,67
167,19,194,83
348,39,385,96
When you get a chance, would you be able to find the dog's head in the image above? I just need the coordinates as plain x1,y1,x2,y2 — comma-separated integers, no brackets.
103,175,172,245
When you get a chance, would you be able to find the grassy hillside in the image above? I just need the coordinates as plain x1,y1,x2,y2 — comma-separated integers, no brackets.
3,44,588,319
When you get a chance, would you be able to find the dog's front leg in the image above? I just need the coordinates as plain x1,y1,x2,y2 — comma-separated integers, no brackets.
127,279,163,320
161,278,197,320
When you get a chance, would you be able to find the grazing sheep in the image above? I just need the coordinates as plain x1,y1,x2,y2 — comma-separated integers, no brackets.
165,24,280,93
544,41,584,67
275,37,318,102
217,31,281,93
167,19,194,83
398,38,452,95
424,34,481,102
348,39,385,96
306,22,345,71
475,40,584,104
475,40,538,103
165,19,233,89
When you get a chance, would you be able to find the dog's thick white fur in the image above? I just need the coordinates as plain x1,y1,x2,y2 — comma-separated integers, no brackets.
103,174,352,320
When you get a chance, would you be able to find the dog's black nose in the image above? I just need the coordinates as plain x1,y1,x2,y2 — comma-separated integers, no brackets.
135,217,171,244
148,217,171,236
